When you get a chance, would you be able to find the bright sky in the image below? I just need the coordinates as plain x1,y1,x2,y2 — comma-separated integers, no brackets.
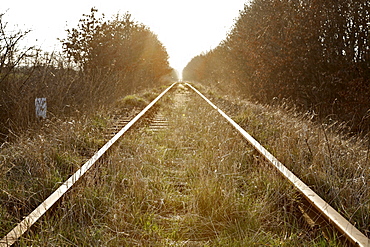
1,0,248,76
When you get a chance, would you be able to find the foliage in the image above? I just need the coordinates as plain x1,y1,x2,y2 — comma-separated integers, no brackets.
0,8,175,141
2,84,346,245
115,94,148,109
62,8,172,91
183,0,370,134
0,13,37,139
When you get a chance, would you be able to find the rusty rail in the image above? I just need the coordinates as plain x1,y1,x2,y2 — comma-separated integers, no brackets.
185,82,370,247
0,82,177,247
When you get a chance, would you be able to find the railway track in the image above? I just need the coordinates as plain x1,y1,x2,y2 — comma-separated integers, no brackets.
1,82,369,246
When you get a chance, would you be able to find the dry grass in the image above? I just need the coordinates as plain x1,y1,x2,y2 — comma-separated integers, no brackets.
0,84,345,246
0,113,108,235
0,91,156,238
204,83,370,239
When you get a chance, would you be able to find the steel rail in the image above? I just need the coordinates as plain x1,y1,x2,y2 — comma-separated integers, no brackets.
0,82,178,247
185,82,370,247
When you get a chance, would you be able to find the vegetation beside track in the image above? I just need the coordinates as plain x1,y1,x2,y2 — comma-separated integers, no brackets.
201,83,370,241
0,89,157,240
183,0,370,135
0,9,176,142
1,83,368,245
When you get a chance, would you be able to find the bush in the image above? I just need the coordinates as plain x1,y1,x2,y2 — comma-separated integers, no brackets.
0,8,175,141
183,0,370,134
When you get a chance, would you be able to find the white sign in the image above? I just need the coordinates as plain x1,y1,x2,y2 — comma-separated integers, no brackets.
35,98,47,119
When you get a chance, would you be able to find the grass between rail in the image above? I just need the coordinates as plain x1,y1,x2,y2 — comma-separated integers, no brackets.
0,83,367,246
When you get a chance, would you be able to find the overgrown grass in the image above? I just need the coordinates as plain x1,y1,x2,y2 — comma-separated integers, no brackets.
0,83,347,246
203,83,370,239
0,115,106,236
115,95,149,109
0,89,158,240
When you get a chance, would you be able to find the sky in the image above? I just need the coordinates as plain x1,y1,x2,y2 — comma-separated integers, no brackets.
1,0,248,76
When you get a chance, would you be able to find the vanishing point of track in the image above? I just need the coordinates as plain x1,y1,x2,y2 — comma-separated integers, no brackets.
1,82,369,246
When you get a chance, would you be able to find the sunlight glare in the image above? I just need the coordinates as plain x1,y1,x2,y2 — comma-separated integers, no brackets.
0,0,247,76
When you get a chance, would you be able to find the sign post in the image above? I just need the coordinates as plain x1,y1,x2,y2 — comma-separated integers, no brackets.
35,98,47,119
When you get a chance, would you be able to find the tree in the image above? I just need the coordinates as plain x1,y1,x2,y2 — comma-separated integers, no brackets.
184,0,369,133
62,8,172,101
